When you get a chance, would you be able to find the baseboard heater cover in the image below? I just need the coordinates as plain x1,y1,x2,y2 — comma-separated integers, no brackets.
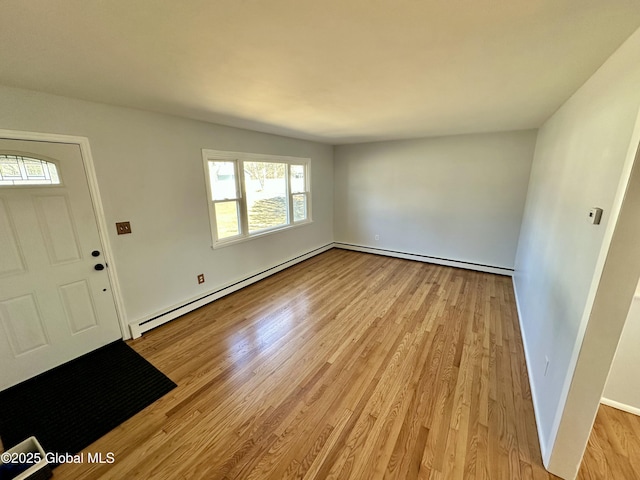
333,243,514,277
130,242,512,338
129,243,334,338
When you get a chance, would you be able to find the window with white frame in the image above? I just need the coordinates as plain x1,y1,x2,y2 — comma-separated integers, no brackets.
203,150,311,247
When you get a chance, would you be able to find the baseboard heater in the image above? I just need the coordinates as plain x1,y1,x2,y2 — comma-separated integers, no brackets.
333,242,514,277
130,242,512,338
129,243,334,338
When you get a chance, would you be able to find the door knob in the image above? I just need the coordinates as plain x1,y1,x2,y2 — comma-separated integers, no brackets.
94,264,105,271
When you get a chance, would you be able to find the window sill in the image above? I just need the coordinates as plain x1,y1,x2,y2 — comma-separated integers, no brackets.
211,220,313,250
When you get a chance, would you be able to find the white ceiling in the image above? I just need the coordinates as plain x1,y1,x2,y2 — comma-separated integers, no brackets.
1,0,639,144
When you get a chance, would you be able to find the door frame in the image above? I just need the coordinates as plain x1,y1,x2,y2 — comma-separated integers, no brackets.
544,106,640,478
0,128,128,340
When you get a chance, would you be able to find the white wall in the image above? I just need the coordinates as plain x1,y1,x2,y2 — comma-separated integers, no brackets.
0,85,333,328
513,26,640,478
603,280,640,413
333,131,536,272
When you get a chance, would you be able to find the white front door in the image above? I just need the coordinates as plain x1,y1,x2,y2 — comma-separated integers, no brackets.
0,139,122,390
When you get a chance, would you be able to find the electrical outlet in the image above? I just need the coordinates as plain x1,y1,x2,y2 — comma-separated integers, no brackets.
116,221,132,235
197,274,205,284
375,234,380,241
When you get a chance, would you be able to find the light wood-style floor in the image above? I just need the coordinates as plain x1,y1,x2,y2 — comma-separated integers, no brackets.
578,404,640,479
55,249,559,479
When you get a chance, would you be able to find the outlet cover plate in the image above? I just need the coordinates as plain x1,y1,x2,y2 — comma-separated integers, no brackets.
116,221,132,235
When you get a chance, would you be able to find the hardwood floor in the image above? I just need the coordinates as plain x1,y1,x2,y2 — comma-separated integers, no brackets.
578,405,640,479
55,249,556,479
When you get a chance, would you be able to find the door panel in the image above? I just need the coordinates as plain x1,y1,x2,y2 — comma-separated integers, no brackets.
0,139,121,390
0,293,49,355
59,280,99,334
0,198,26,276
34,194,82,265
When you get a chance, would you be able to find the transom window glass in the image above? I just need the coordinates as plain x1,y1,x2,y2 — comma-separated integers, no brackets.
203,150,311,247
0,155,61,186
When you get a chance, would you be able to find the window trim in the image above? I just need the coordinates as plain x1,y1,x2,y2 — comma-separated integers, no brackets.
202,149,312,248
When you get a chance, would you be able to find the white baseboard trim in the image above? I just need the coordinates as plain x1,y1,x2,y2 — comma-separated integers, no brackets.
512,277,550,466
130,242,513,338
334,243,514,276
601,397,640,416
129,243,334,338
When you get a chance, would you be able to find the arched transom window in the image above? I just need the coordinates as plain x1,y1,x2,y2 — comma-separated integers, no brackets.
0,154,61,186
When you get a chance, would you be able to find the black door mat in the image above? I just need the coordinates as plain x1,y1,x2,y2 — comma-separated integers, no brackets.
0,340,176,465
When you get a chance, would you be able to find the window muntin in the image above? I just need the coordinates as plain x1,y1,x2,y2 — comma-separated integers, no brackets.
203,151,311,247
0,155,61,186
